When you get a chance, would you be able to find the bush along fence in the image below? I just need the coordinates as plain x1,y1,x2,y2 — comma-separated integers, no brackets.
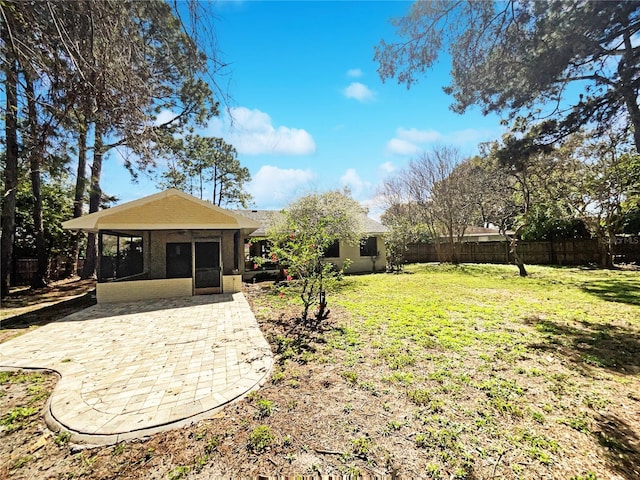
405,237,640,266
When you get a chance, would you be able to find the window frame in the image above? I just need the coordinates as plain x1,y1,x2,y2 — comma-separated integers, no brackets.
359,236,378,257
323,239,340,258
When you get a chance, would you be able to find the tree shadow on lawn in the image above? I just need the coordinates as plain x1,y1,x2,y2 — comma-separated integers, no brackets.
524,317,640,375
525,317,640,476
593,412,640,479
580,277,640,306
265,312,334,365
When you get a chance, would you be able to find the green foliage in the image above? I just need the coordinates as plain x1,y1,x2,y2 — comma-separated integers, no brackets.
351,436,373,458
14,173,77,260
11,456,31,470
265,189,365,323
376,1,640,154
570,473,598,480
407,388,432,406
55,431,72,446
341,370,358,385
168,466,191,480
248,425,274,453
252,263,640,477
1,406,38,432
158,134,252,208
520,204,590,241
381,203,429,272
255,398,275,418
2,0,221,287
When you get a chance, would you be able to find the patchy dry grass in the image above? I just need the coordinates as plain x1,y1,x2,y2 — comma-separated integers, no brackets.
1,264,638,479
321,263,640,478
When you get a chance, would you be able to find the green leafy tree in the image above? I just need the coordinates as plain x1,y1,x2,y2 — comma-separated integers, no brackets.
376,1,640,154
473,139,580,276
265,190,365,325
380,203,428,272
0,1,222,287
566,131,640,267
158,134,252,208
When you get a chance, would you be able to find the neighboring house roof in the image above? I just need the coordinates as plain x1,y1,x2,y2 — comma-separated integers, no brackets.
62,189,260,233
464,226,504,235
433,226,514,242
235,209,387,237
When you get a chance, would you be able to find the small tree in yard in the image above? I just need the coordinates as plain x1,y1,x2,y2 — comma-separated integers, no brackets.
266,190,365,325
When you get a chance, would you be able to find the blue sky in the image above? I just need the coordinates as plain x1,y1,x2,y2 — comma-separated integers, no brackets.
105,0,506,217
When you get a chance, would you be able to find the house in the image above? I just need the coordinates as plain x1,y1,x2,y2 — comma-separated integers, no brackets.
458,226,511,242
433,226,512,243
62,189,259,303
235,210,387,280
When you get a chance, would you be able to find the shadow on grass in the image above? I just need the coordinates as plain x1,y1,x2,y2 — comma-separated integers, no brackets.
525,317,640,375
1,292,96,330
581,277,640,306
525,317,640,475
264,312,334,366
594,412,640,478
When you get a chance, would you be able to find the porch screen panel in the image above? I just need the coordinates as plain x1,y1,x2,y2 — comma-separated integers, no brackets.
166,243,192,278
100,233,143,281
195,242,221,288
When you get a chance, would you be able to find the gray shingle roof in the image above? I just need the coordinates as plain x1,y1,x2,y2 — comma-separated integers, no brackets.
234,210,387,237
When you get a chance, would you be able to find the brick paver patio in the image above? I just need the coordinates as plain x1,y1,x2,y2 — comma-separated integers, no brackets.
0,293,273,445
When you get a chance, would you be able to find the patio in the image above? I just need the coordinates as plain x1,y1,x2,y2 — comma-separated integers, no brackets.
0,293,273,445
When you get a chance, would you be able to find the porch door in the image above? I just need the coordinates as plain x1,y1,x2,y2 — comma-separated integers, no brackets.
194,241,221,294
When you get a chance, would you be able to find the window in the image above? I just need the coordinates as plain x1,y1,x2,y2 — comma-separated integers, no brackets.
360,236,378,257
166,243,192,278
100,233,143,280
324,240,340,258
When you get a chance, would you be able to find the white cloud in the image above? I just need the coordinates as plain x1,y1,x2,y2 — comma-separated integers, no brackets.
346,68,363,78
397,127,442,143
378,161,395,175
340,168,372,198
385,126,499,156
204,106,316,156
343,82,375,103
248,165,316,209
154,109,178,126
385,138,422,156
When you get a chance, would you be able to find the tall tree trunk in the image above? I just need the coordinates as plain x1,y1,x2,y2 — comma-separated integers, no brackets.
621,28,640,154
81,123,104,279
1,40,19,298
502,229,528,277
71,113,89,276
25,76,48,288
212,164,218,205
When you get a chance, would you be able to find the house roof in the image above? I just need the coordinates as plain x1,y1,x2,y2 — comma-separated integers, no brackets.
464,226,505,235
234,209,387,237
62,189,260,233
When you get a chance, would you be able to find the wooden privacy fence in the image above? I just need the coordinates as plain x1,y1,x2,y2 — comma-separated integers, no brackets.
405,238,640,266
13,257,84,286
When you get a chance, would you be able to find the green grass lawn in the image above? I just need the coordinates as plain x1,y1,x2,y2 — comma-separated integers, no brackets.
261,263,640,478
3,264,638,479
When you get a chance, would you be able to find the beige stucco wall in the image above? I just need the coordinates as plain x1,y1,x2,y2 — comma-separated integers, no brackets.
146,230,237,279
223,275,242,293
327,236,386,274
97,278,192,303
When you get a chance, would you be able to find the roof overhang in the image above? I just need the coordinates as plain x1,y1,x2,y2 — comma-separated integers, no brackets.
62,189,260,234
